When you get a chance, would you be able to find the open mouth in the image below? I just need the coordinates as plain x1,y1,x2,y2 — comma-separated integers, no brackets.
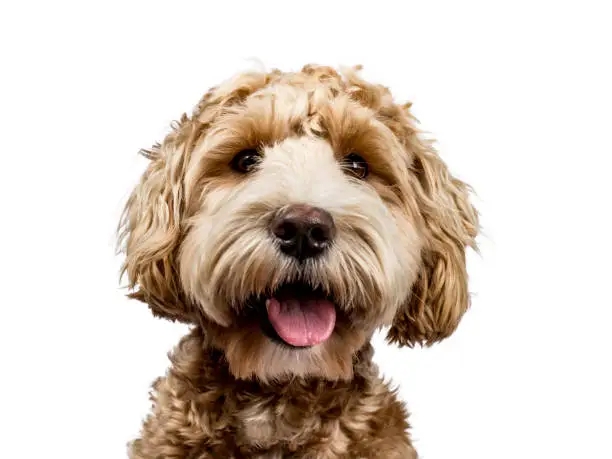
250,282,337,348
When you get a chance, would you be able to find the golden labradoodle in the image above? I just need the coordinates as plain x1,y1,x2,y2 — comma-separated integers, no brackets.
119,64,478,458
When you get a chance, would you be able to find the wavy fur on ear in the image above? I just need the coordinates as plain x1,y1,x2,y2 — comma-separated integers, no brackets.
388,126,479,346
118,116,199,322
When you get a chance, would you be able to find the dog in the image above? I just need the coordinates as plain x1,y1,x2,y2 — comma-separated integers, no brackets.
119,64,478,458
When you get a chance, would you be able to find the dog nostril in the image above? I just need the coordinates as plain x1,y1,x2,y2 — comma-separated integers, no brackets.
308,225,329,245
274,220,298,242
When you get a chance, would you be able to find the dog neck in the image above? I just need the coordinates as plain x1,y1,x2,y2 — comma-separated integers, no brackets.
138,327,411,455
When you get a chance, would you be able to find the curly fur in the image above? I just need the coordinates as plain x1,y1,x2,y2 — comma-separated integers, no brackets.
129,329,414,459
119,64,478,458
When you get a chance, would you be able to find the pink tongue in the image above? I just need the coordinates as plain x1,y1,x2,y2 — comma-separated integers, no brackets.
267,297,336,347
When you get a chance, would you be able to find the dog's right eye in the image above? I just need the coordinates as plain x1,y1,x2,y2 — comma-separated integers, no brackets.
231,149,262,173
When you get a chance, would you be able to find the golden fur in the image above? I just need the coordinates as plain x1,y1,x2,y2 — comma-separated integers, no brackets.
119,64,478,457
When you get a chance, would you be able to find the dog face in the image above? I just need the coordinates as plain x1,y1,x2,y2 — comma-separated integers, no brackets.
119,65,478,381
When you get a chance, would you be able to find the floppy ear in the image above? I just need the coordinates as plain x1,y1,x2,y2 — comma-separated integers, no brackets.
118,116,197,322
387,133,479,347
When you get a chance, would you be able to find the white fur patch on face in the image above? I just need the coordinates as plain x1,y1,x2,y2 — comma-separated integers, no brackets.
179,135,421,329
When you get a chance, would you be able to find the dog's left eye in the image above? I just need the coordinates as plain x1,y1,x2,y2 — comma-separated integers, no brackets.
343,153,369,179
232,149,262,173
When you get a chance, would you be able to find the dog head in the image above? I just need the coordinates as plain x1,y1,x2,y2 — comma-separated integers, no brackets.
119,65,478,381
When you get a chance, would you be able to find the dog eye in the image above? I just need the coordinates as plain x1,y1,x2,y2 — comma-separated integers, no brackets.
343,153,369,179
232,149,262,173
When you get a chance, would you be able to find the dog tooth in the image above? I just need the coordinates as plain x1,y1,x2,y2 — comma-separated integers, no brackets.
265,299,270,311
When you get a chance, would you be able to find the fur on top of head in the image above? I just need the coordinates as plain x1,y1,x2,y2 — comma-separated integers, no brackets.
118,64,478,381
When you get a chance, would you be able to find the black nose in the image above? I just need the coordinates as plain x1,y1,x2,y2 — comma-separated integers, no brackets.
270,204,336,261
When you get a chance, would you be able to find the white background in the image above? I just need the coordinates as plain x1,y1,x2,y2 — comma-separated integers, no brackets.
1,1,611,458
